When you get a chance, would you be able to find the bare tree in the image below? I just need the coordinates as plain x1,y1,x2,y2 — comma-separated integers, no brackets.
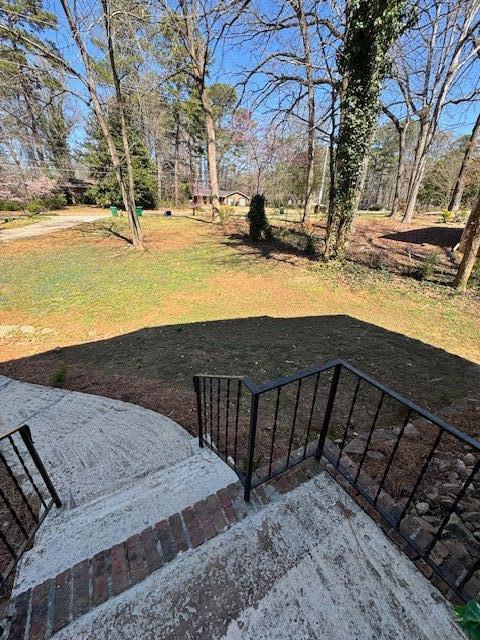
6,0,146,246
158,0,245,221
448,112,480,212
390,0,480,223
239,0,341,221
453,195,480,291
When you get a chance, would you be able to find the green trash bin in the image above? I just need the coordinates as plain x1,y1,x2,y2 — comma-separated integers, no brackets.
135,206,143,217
110,206,118,217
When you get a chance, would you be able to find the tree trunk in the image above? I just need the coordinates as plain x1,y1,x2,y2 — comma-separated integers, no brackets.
295,0,315,223
59,0,143,249
318,146,329,208
389,123,407,217
200,88,221,222
174,122,180,206
402,122,429,224
453,196,480,292
102,0,143,249
448,113,480,212
156,145,162,205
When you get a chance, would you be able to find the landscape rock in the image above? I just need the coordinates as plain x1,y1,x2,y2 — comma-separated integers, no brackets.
464,453,476,466
416,502,429,515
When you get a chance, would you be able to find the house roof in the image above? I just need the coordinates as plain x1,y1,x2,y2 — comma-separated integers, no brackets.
194,187,250,199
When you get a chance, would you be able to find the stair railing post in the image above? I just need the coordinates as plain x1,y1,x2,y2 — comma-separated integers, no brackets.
193,376,204,448
316,364,341,461
244,391,259,502
20,425,62,508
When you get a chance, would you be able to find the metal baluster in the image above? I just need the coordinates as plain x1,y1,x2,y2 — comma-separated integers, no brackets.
209,378,213,448
202,378,207,445
194,377,204,448
424,459,480,560
354,391,385,484
397,429,443,528
217,379,221,452
303,373,320,459
234,380,242,467
225,379,230,459
0,485,30,539
0,450,38,524
337,377,361,467
374,409,412,505
316,364,341,461
7,434,48,510
268,387,281,477
0,525,17,561
287,380,302,467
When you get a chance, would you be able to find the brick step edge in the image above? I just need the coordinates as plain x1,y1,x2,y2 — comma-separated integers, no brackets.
1,458,323,640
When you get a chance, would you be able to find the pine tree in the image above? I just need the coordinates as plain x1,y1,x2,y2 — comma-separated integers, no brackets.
84,101,157,209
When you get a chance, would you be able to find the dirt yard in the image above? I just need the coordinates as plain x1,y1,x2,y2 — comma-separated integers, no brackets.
0,207,478,438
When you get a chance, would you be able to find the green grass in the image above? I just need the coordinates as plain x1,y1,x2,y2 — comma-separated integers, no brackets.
0,214,479,429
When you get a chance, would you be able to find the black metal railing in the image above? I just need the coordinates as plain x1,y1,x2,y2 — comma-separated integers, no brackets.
194,359,480,601
0,424,61,587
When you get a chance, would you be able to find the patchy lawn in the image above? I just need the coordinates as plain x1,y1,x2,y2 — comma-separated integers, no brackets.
0,210,479,435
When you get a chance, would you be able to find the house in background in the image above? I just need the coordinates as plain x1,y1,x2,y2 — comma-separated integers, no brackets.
193,187,250,207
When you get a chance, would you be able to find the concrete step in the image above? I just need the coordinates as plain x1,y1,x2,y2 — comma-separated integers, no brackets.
49,472,464,640
13,447,237,595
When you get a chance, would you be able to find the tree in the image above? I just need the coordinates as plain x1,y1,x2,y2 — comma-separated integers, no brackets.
390,0,480,223
454,195,480,291
448,113,480,212
3,0,148,247
324,0,411,259
241,0,341,221
159,0,244,222
84,103,157,208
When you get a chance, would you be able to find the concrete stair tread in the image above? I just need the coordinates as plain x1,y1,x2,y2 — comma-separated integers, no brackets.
13,447,237,595
50,473,464,640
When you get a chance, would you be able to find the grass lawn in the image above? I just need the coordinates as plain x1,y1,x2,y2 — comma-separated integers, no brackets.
0,211,479,434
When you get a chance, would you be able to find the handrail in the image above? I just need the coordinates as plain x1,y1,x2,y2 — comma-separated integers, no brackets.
0,424,61,585
194,358,480,602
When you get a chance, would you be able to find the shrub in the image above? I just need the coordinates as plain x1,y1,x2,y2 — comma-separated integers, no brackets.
44,192,67,210
247,194,271,241
412,253,438,281
439,209,454,223
25,200,45,214
51,366,67,388
0,200,23,211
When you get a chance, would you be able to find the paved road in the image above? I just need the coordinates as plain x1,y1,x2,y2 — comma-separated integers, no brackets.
0,214,107,242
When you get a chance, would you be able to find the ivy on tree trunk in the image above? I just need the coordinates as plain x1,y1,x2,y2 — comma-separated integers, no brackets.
324,0,411,260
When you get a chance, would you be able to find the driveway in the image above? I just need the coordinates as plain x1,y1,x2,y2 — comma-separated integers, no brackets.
0,214,107,242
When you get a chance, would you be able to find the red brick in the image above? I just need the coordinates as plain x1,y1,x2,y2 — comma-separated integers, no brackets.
205,495,227,533
415,559,433,579
29,580,50,640
72,559,90,618
92,550,109,605
193,500,217,540
52,570,72,634
181,507,204,548
168,513,189,552
155,520,177,562
217,489,238,525
111,543,129,596
9,589,31,640
141,527,162,574
126,534,146,585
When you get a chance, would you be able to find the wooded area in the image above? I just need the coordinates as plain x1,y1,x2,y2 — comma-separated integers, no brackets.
0,0,479,286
